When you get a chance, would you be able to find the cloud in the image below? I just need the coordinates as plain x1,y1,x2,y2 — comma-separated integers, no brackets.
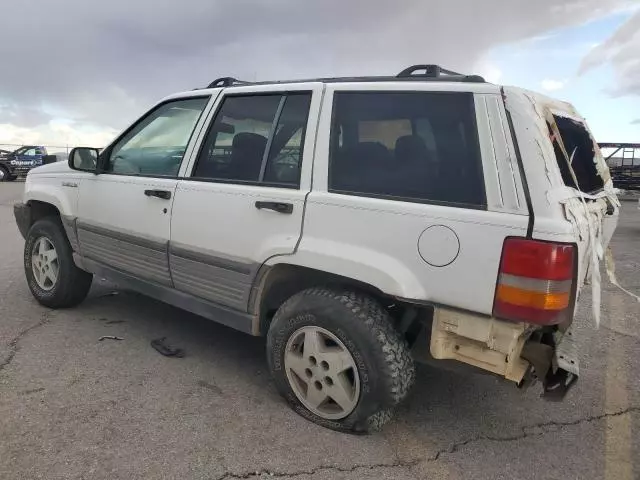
541,79,567,91
579,9,640,96
631,119,640,125
475,61,503,83
0,122,117,149
0,104,53,128
0,0,634,145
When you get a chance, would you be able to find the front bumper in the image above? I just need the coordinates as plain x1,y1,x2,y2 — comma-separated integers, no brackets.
13,203,31,239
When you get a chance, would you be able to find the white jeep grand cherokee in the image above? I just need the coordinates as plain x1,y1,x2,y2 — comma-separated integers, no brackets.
14,65,619,433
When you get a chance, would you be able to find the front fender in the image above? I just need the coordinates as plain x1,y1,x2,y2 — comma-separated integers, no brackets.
23,176,78,218
267,237,428,300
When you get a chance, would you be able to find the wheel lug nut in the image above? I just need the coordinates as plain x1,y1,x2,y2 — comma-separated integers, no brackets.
320,361,329,371
305,368,313,378
314,381,322,390
309,356,317,366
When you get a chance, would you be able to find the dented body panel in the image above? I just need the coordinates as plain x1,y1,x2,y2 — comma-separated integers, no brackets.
429,307,530,383
502,87,619,325
424,89,620,393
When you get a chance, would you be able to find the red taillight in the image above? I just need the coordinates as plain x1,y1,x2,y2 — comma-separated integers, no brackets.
493,238,576,325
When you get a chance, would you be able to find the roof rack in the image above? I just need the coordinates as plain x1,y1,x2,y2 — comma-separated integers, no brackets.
202,64,486,89
206,77,249,88
397,64,485,82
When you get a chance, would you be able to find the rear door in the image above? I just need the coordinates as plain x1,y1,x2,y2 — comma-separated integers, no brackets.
294,82,530,315
170,83,322,311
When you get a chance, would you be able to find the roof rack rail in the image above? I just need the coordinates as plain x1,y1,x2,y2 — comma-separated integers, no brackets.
397,64,485,83
207,77,249,88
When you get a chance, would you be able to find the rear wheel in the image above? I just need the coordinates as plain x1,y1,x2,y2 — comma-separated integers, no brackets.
0,166,9,182
266,288,415,434
24,217,93,308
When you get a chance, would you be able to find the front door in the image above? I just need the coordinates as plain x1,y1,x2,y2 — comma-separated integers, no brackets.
170,85,321,311
76,96,212,286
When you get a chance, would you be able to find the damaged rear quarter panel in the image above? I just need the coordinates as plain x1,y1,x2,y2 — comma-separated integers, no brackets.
503,87,620,325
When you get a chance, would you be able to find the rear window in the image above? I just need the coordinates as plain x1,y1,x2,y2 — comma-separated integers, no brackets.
328,91,485,208
549,115,604,193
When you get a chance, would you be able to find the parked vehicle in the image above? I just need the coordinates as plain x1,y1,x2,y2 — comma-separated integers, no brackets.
14,65,619,433
0,146,56,181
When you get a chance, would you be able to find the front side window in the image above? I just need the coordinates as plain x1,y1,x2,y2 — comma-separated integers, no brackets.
22,148,37,156
329,92,485,208
193,93,312,187
106,97,209,176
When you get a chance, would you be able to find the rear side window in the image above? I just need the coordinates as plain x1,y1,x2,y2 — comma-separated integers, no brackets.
549,116,604,194
329,92,485,208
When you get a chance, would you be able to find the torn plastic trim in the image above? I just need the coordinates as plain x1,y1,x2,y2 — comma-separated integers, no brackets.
545,110,638,326
429,307,531,384
428,307,580,401
519,326,579,401
548,108,612,185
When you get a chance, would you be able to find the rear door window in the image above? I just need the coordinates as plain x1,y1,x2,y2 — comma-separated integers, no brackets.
193,93,312,187
328,91,485,208
548,115,604,193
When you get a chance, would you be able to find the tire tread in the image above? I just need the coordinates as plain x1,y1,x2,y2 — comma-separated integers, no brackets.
269,287,415,433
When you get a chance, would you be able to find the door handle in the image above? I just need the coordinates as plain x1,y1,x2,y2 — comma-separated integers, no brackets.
255,201,293,214
144,189,172,200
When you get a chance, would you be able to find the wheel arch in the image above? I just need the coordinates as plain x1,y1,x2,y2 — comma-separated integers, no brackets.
21,183,77,244
250,263,390,336
27,200,62,224
21,199,78,253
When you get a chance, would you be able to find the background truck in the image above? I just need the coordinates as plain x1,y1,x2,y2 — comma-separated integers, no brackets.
0,146,56,181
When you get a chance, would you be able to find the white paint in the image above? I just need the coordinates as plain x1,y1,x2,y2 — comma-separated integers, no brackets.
417,225,460,267
172,83,324,265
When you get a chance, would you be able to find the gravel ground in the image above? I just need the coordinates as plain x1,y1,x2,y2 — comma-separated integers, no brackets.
1,182,638,480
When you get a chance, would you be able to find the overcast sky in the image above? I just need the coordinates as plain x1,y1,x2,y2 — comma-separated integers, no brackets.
0,0,639,148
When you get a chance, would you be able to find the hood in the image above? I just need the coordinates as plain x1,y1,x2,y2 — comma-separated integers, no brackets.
28,161,73,175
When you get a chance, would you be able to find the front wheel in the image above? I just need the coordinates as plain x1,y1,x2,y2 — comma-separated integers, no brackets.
24,217,93,308
266,288,415,434
0,166,10,182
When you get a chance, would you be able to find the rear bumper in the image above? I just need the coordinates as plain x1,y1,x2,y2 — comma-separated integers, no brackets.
13,203,31,239
413,307,578,401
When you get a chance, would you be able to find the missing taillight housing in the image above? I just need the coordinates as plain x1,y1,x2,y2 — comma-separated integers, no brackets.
493,238,577,325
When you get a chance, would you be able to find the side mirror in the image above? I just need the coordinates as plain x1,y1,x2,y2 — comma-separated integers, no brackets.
68,147,99,172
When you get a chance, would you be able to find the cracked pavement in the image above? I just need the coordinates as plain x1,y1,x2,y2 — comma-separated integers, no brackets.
1,182,639,480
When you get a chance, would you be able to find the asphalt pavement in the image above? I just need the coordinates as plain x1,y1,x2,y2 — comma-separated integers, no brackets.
1,181,638,480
